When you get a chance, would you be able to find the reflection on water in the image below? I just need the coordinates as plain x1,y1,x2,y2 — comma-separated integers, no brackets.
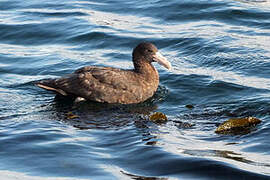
183,149,270,167
121,170,170,180
48,85,169,130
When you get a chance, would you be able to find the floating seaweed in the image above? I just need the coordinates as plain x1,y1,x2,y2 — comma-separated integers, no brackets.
149,112,168,124
215,117,261,135
66,112,79,119
185,104,194,109
173,120,194,129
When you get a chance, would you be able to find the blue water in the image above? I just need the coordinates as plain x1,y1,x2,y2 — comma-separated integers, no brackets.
0,0,270,179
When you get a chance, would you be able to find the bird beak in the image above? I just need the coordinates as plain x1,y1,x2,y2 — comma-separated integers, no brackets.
153,51,171,70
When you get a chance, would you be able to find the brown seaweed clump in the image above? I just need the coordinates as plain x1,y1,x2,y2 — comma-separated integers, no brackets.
215,117,261,135
185,104,194,109
66,112,79,119
149,112,168,124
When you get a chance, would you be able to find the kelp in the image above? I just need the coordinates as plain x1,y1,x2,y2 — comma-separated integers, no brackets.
215,117,261,135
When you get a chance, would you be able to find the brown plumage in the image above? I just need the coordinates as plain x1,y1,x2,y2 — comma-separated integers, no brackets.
36,42,171,104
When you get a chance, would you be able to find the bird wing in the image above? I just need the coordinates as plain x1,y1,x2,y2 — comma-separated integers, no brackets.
37,66,148,103
75,66,147,103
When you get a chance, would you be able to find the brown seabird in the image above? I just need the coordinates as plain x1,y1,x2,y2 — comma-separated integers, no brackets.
36,42,171,104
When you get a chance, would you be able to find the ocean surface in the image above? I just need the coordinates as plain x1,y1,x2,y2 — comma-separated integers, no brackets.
0,0,270,179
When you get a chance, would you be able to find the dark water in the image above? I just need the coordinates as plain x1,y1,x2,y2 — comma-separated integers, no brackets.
0,0,270,179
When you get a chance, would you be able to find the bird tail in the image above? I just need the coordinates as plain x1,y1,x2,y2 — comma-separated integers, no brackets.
35,79,68,96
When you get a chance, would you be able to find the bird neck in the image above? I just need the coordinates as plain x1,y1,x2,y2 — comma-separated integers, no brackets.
133,58,159,80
